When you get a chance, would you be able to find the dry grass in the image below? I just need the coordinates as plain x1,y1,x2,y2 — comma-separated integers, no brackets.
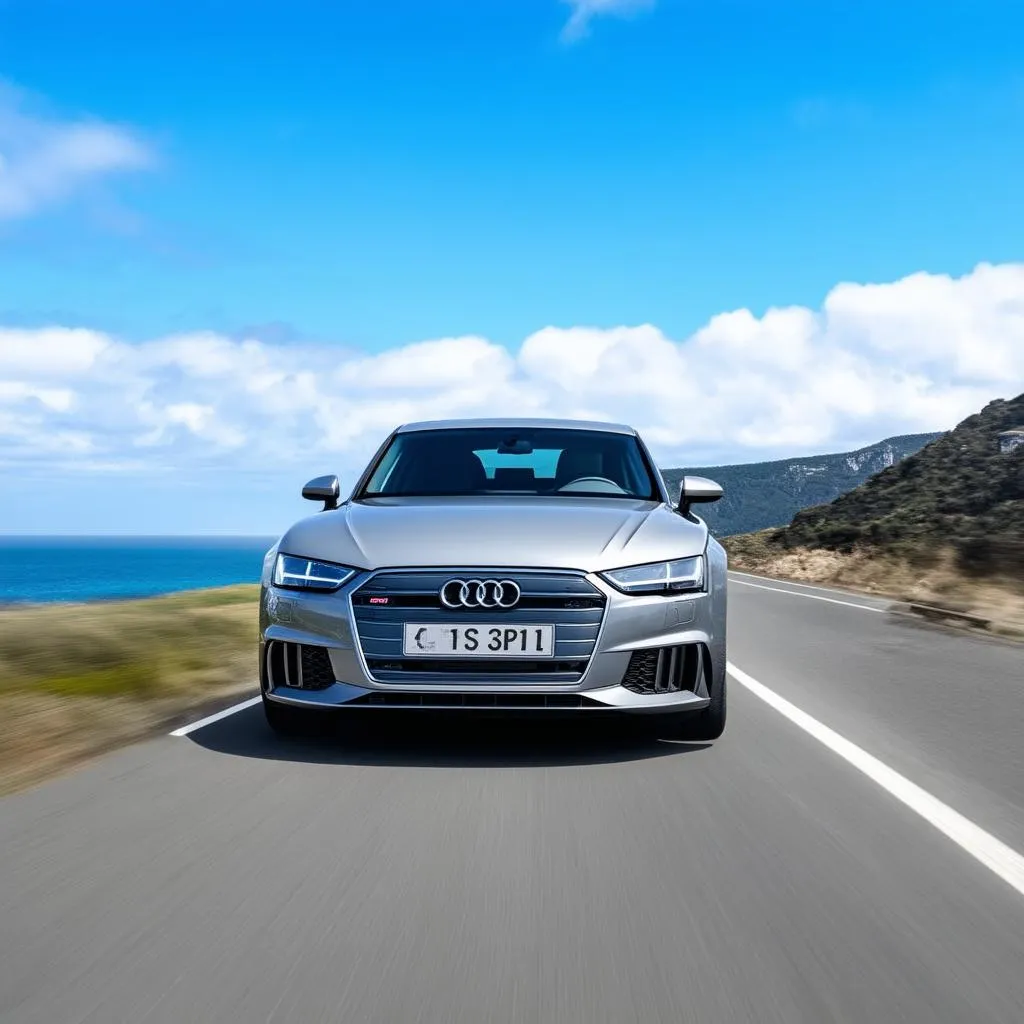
0,585,260,795
724,532,1024,635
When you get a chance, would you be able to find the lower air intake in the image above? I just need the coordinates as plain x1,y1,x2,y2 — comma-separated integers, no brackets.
265,641,336,691
621,643,704,694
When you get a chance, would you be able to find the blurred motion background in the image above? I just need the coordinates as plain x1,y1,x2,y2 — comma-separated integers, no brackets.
0,0,1022,789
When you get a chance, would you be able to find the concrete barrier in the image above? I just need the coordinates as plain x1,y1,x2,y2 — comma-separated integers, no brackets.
907,603,991,630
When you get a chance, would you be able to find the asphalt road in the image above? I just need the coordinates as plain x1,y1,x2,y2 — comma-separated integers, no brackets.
2,575,1023,1024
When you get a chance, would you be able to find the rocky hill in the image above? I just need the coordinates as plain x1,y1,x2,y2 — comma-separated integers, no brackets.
767,393,1024,578
661,433,941,537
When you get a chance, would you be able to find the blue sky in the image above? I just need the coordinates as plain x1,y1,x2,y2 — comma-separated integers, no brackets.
1,0,1023,532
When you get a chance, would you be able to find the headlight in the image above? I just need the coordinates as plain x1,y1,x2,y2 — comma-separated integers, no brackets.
272,553,356,591
601,556,704,594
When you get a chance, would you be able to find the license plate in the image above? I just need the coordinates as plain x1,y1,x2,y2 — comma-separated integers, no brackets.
402,623,555,658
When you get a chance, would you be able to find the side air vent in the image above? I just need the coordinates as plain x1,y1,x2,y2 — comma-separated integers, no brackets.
266,641,336,691
621,643,704,695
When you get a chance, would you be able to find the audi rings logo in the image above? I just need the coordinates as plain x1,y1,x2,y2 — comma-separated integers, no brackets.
439,578,522,609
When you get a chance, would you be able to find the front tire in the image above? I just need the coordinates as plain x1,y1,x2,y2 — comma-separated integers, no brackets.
654,672,727,741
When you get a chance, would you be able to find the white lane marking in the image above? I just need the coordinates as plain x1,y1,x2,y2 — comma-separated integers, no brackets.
170,695,262,737
730,577,885,613
729,570,882,599
727,662,1024,900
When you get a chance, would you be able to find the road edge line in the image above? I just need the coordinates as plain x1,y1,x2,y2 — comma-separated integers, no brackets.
730,578,885,612
728,570,885,598
170,695,263,737
727,661,1024,900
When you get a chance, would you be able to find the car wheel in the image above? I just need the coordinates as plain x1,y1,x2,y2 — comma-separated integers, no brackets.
262,695,311,736
655,672,727,741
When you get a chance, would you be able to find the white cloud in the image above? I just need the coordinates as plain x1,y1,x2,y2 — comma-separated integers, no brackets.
337,336,514,389
0,381,75,411
0,263,1022,478
0,82,153,220
560,0,655,42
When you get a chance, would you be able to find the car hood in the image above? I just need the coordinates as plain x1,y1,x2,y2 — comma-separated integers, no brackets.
277,496,708,573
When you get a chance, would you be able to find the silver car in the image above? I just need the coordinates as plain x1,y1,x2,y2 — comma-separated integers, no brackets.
259,418,727,740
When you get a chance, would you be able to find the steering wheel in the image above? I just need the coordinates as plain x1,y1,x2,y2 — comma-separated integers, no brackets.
556,476,627,493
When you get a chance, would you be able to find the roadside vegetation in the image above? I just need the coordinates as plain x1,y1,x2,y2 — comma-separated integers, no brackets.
0,585,260,795
724,532,1024,635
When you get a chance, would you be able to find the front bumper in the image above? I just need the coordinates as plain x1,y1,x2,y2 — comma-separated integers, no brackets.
259,566,724,716
265,679,710,714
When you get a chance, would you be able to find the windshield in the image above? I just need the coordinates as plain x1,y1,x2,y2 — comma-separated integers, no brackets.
359,427,661,500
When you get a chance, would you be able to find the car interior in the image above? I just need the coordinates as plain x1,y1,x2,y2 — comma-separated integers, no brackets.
363,429,658,498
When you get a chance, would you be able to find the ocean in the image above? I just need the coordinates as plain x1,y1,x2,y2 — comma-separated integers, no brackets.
0,537,278,604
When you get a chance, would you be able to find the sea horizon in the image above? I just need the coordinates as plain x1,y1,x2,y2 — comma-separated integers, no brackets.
0,535,279,605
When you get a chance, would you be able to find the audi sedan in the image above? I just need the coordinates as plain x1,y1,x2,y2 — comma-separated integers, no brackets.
259,418,727,740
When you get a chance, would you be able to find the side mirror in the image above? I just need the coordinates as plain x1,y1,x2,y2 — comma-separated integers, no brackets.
677,475,723,516
302,474,341,512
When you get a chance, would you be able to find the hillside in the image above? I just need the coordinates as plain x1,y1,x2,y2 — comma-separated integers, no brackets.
769,393,1024,577
661,433,941,537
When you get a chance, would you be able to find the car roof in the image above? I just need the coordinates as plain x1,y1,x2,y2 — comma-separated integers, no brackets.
394,417,637,435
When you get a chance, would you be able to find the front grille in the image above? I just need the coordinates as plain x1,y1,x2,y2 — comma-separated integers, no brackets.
265,641,336,691
621,643,704,694
351,570,606,684
350,691,604,709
